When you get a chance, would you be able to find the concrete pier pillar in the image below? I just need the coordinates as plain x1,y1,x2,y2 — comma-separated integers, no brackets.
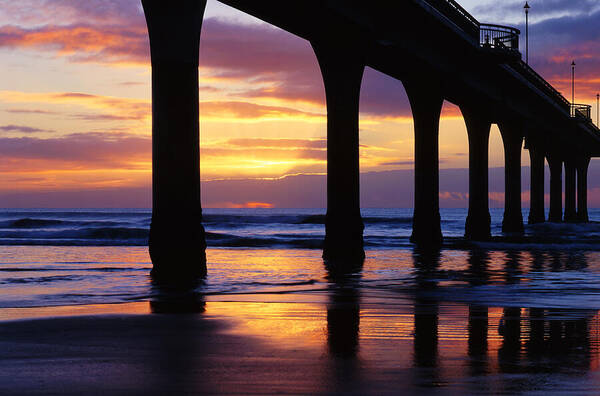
547,154,563,222
564,159,577,223
462,107,491,240
405,81,444,247
143,0,207,279
577,156,591,222
312,42,365,263
527,142,545,224
499,123,524,233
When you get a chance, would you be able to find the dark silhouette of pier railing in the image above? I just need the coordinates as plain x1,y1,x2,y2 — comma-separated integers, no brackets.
480,24,520,52
426,0,479,37
571,104,592,120
511,61,571,110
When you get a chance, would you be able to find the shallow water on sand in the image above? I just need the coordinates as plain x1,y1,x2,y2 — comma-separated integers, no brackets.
1,247,600,392
3,209,600,393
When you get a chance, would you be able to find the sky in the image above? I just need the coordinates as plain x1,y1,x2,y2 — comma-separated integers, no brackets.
0,0,599,208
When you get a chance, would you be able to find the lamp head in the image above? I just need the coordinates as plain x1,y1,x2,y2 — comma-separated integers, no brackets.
524,2,530,11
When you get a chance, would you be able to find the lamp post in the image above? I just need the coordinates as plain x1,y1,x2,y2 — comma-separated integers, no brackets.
571,60,576,104
597,93,599,126
524,2,530,64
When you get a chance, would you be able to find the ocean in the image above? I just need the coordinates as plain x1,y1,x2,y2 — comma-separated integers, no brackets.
2,207,600,309
3,208,600,393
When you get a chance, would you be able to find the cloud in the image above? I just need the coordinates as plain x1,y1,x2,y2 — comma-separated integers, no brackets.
0,132,151,171
380,161,413,166
516,10,600,100
200,147,326,162
0,90,151,120
1,90,326,122
0,0,142,28
0,124,49,133
472,0,600,23
0,24,149,65
225,138,326,149
200,101,324,121
5,108,59,115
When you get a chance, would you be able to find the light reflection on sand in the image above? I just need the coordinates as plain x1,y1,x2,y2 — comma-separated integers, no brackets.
2,246,600,392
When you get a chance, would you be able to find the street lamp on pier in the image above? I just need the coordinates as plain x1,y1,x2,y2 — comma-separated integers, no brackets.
571,60,576,104
524,2,530,64
596,94,600,128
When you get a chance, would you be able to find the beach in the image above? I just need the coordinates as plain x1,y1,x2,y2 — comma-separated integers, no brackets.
2,296,600,394
2,209,600,394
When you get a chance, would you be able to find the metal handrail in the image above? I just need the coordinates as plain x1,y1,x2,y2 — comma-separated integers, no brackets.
438,0,479,28
512,61,571,110
571,103,592,120
425,0,480,37
480,23,520,51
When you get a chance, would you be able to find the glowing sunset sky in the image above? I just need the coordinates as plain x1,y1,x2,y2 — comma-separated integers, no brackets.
0,0,599,207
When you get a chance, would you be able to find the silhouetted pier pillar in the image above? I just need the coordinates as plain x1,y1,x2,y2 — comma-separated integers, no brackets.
143,0,207,278
577,156,591,222
406,81,444,247
462,107,491,240
499,123,524,233
547,154,563,222
564,158,577,222
527,139,545,224
312,42,365,263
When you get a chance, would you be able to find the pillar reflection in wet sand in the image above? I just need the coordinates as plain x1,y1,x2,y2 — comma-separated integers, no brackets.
468,305,489,375
498,307,521,372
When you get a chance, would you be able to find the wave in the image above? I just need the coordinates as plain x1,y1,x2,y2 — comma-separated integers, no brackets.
0,226,149,246
205,232,324,249
203,213,414,226
0,218,130,229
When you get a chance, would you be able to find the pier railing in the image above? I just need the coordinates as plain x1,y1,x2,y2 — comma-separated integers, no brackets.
479,24,520,52
512,61,571,111
571,104,592,120
425,0,480,37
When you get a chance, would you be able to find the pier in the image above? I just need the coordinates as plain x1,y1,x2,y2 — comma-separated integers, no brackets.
142,0,600,277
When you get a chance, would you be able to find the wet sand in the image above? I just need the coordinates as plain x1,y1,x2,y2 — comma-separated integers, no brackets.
2,297,600,395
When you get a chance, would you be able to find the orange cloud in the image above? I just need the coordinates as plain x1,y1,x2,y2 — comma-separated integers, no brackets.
200,101,324,122
0,90,151,124
229,201,274,209
0,24,148,65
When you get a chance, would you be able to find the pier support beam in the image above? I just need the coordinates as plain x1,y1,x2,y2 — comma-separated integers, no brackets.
312,42,365,263
143,0,207,279
462,107,491,240
527,140,545,224
405,80,444,247
564,158,578,223
547,154,563,222
499,123,524,233
577,156,591,222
